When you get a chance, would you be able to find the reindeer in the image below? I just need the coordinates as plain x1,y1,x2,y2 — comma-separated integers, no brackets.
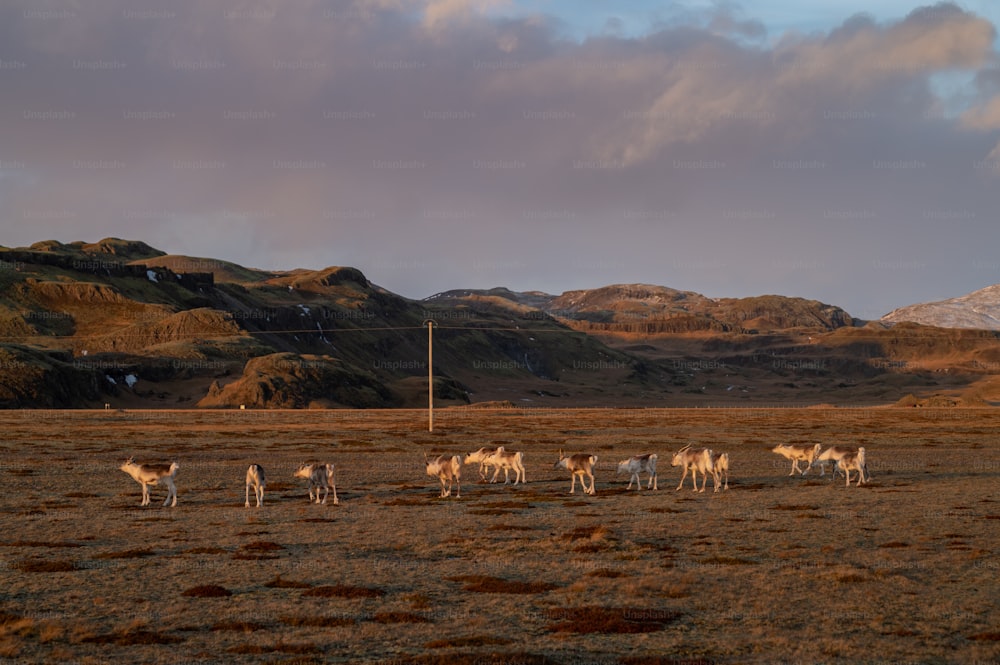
813,445,871,482
771,443,822,476
709,451,729,492
483,446,526,485
119,457,179,507
425,454,462,498
554,450,597,495
837,447,869,487
245,464,265,508
671,445,715,493
616,453,658,490
464,446,500,481
294,463,339,505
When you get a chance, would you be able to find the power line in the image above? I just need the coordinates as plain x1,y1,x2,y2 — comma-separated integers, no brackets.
0,318,994,343
0,322,599,343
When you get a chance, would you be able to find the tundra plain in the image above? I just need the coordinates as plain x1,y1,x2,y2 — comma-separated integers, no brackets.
0,407,998,665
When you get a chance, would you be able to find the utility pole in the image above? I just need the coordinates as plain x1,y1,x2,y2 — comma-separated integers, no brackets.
424,319,436,431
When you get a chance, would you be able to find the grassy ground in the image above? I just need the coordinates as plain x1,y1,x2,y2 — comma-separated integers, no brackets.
0,407,997,665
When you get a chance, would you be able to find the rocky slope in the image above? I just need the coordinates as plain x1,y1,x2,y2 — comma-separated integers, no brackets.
0,239,649,407
882,284,1000,330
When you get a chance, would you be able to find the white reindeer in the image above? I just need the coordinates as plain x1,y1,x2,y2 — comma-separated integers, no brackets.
484,446,526,485
553,450,597,495
671,445,714,492
464,446,500,481
245,464,265,508
426,454,462,498
709,451,729,492
837,447,869,487
293,463,339,505
617,453,657,490
813,445,871,482
119,457,179,507
771,443,822,476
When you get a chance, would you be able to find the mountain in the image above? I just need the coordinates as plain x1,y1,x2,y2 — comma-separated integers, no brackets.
882,285,1000,330
0,239,644,408
429,284,854,333
3,238,1000,409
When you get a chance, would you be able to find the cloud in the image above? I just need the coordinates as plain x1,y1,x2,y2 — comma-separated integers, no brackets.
608,3,996,164
1,0,999,317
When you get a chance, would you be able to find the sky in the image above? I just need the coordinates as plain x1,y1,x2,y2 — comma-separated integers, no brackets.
2,0,1000,320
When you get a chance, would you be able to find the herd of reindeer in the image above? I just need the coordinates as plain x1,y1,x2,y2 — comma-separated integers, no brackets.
118,442,871,508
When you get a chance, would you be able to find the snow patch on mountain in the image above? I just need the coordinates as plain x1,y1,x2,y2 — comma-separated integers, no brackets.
882,284,1000,330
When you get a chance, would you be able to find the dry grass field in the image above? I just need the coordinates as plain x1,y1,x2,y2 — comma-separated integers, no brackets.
0,407,998,665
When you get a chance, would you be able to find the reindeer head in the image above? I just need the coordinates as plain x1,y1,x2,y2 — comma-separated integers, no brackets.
670,445,692,467
553,449,567,469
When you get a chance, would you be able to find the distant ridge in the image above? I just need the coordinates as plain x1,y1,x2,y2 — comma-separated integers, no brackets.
429,283,854,333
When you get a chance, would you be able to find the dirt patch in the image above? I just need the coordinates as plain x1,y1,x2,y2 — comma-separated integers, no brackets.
265,576,312,589
448,575,559,594
209,621,269,633
301,585,385,599
93,547,156,559
369,611,431,624
181,585,232,598
546,607,681,634
11,559,78,573
425,635,513,648
279,615,355,628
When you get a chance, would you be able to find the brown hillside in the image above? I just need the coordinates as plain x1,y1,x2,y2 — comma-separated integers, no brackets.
197,352,400,409
4,238,1000,409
